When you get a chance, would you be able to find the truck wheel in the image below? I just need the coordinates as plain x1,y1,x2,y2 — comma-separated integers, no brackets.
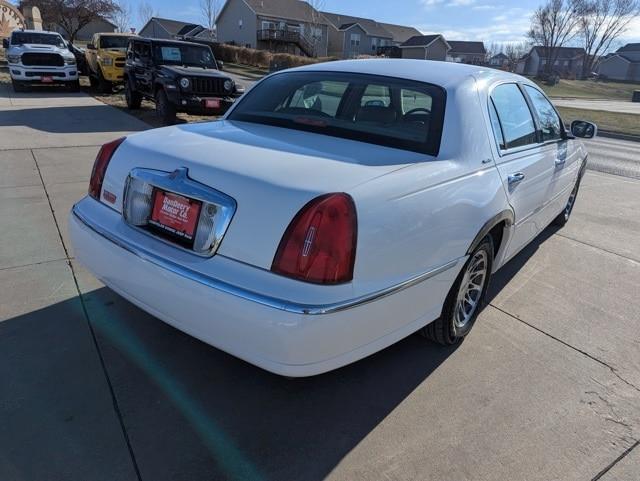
12,79,27,93
155,89,176,125
421,235,494,345
125,80,142,109
66,80,80,92
97,69,112,94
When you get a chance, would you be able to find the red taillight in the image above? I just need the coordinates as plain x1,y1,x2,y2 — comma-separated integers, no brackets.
88,137,125,200
272,193,357,284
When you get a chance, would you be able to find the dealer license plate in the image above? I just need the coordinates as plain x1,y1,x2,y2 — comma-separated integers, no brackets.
149,189,202,243
204,98,221,109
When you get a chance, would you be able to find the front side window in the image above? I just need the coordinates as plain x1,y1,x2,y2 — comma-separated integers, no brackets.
490,83,537,149
524,85,562,142
350,34,360,46
228,71,446,155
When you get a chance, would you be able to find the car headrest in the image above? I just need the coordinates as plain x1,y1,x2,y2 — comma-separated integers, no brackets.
356,105,397,124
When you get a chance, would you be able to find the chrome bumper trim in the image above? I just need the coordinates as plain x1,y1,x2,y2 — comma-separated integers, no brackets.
72,204,459,315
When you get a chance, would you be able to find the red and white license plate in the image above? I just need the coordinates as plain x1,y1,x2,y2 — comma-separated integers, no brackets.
41,76,53,83
204,98,221,109
149,189,202,242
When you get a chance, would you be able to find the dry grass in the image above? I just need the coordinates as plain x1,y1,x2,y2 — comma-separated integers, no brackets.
533,78,640,100
556,106,640,136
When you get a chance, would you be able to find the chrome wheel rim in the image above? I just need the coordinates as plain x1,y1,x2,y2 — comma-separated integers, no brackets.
454,250,488,329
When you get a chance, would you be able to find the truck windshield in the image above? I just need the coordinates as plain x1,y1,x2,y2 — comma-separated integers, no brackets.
228,71,446,155
12,32,65,47
152,43,217,69
99,36,130,49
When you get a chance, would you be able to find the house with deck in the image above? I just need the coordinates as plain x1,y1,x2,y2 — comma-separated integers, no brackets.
215,0,329,57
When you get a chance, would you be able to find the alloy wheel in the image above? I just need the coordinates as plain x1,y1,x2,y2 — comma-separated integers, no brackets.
454,250,488,329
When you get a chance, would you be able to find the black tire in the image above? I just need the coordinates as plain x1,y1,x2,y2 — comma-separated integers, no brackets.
97,68,112,94
155,89,177,125
12,79,27,92
66,80,80,92
125,79,142,109
553,175,581,227
422,236,494,345
89,74,98,89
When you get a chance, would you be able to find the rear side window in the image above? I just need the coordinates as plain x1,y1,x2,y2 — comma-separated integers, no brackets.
228,71,446,155
490,84,537,150
524,85,562,142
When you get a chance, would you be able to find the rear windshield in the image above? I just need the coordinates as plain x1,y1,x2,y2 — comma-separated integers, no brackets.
100,36,130,49
227,71,446,155
12,32,65,47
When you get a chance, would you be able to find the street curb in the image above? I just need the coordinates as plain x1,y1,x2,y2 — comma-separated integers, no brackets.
598,130,640,143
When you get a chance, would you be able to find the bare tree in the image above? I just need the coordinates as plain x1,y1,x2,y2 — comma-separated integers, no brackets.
200,0,222,32
19,0,120,42
504,42,530,71
306,0,326,55
578,0,640,76
527,0,586,75
137,0,157,27
110,0,132,32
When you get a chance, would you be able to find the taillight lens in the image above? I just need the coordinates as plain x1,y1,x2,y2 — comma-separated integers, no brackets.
89,137,125,200
272,193,357,284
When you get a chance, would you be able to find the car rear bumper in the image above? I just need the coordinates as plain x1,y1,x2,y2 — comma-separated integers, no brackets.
70,197,462,376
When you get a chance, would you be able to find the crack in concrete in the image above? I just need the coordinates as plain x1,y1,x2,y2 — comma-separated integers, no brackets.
591,439,640,481
490,304,640,395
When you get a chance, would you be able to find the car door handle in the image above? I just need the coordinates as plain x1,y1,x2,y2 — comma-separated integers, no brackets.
508,172,525,186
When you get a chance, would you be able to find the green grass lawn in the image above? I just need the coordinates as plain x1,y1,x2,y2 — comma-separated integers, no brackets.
533,78,640,100
556,106,640,136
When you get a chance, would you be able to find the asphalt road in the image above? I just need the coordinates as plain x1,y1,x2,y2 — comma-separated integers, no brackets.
1,84,639,481
553,98,640,114
583,136,640,180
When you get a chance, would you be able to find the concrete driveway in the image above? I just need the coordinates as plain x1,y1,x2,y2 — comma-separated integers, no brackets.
1,83,639,481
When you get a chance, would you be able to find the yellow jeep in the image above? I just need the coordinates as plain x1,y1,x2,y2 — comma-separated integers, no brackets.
85,32,135,92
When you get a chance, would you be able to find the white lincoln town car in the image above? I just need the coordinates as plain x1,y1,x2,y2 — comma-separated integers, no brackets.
70,60,596,376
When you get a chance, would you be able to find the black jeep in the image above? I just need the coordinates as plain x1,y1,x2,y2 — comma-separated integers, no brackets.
124,38,244,124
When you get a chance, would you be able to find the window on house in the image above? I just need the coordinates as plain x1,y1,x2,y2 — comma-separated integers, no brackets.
262,21,276,30
350,33,361,47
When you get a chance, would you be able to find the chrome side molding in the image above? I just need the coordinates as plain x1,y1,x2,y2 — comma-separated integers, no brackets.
72,204,461,315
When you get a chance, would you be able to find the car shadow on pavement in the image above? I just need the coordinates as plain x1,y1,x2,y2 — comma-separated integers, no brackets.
1,283,460,481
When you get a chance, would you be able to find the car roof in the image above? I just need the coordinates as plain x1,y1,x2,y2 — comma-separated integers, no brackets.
13,29,62,35
288,59,529,90
135,37,209,47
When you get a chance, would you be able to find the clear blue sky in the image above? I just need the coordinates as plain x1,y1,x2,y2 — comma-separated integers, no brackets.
146,0,640,47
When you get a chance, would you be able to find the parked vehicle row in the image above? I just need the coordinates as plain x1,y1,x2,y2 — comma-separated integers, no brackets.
4,29,244,125
70,59,597,377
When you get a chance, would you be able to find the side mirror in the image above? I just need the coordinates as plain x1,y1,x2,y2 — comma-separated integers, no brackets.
2,38,9,49
217,60,224,70
86,43,96,50
571,120,597,139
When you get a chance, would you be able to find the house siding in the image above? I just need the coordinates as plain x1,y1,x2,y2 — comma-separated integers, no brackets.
598,56,631,81
54,18,116,41
216,0,258,48
426,39,447,61
341,24,367,58
401,46,427,60
139,21,172,39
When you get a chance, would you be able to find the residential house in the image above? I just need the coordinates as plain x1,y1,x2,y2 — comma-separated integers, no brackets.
399,34,450,61
597,43,640,82
51,17,117,41
446,40,486,64
515,46,586,78
489,52,509,69
139,17,214,40
216,0,329,57
321,12,392,58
